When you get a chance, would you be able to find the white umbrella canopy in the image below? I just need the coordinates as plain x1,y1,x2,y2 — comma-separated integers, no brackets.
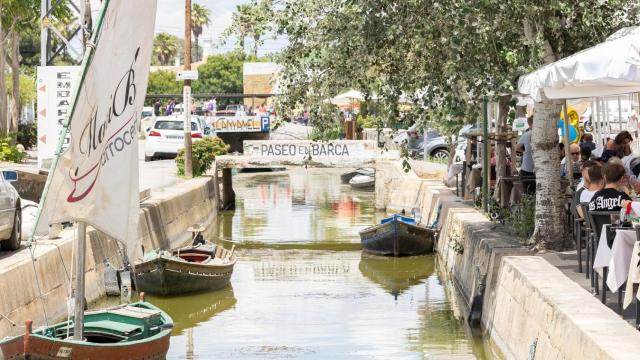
330,90,365,105
518,26,640,102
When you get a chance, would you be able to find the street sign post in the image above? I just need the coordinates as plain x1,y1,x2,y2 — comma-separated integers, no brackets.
176,70,198,81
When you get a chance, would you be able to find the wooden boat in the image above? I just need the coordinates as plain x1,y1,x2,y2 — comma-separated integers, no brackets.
359,253,435,297
135,243,237,296
341,168,373,183
349,174,375,190
0,1,175,359
0,299,172,360
359,214,434,256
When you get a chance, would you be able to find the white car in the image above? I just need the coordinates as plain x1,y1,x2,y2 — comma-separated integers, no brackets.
0,170,21,251
144,117,206,161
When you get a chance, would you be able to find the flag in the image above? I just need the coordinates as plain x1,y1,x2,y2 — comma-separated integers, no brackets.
35,0,157,256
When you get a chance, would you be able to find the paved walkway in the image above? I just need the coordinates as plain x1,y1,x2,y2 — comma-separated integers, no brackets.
541,250,639,329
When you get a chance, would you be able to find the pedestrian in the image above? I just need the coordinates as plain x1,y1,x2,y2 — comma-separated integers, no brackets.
153,100,161,116
303,110,310,126
165,99,175,116
206,98,215,115
516,116,535,194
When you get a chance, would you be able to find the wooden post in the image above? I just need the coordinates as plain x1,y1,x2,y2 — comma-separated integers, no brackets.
183,0,194,178
73,222,86,340
482,97,489,213
222,168,235,209
23,319,32,355
562,101,574,188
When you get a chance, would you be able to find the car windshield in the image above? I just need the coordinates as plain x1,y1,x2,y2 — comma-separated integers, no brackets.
154,121,198,131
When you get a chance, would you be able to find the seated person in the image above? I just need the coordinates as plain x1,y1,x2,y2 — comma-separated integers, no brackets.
576,161,603,218
600,131,633,162
580,133,596,152
560,143,581,179
588,161,631,213
580,145,592,162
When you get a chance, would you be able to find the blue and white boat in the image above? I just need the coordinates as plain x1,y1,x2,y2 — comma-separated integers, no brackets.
359,214,434,256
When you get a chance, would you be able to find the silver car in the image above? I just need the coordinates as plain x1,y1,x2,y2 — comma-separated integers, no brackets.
394,128,450,160
0,170,21,251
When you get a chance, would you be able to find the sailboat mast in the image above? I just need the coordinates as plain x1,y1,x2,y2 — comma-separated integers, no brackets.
73,222,87,340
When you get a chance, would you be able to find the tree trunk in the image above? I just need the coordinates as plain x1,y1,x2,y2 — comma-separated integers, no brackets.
530,98,568,250
194,34,199,62
9,30,20,133
0,44,8,135
253,35,259,58
495,95,510,179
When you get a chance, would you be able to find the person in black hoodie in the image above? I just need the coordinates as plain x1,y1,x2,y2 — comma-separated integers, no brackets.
588,161,631,212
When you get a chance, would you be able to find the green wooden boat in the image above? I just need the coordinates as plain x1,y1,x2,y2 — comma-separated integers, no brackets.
134,243,237,296
0,300,173,360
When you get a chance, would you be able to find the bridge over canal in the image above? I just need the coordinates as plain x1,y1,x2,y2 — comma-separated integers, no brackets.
215,140,400,208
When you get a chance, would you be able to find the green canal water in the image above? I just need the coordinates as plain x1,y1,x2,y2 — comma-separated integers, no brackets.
151,168,493,359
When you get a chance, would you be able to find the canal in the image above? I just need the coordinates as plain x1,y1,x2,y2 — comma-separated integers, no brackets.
151,168,493,359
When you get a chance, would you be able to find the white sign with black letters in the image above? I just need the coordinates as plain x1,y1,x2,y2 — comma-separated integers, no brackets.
36,66,80,168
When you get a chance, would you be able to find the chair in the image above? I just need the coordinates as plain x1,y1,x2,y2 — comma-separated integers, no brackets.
580,202,593,280
586,209,620,303
570,188,585,272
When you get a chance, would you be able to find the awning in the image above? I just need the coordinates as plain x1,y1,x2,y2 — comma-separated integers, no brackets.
518,27,640,102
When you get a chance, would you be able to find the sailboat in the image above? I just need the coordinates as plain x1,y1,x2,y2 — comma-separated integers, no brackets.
0,1,173,359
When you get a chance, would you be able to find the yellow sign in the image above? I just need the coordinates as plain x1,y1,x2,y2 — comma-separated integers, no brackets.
212,116,269,133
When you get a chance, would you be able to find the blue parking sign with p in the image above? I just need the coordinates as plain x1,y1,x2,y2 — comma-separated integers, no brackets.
261,116,270,132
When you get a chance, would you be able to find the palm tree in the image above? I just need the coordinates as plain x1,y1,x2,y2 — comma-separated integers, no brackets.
220,2,272,58
153,33,180,66
191,3,211,62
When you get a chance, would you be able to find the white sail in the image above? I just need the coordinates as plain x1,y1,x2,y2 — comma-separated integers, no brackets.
35,0,158,255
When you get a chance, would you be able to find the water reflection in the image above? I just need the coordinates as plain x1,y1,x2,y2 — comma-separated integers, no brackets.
159,169,488,359
220,169,380,245
146,287,237,335
358,253,435,299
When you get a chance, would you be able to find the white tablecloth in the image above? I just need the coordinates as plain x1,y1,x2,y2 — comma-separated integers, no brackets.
623,241,640,309
593,227,637,292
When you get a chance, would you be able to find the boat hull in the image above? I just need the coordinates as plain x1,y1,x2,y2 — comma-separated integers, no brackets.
0,331,169,360
135,246,235,296
0,302,172,360
340,171,360,183
359,220,434,256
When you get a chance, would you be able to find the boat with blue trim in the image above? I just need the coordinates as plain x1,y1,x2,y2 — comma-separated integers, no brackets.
359,214,434,256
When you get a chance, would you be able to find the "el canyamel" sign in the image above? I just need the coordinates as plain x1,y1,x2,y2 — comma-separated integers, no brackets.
212,116,270,133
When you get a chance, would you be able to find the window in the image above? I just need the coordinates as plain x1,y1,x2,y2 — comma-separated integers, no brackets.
154,121,198,131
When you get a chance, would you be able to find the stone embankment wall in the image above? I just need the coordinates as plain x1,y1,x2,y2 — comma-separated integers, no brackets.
375,160,640,359
0,177,218,338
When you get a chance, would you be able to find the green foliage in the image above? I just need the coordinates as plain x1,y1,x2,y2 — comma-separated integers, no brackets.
16,122,37,149
504,194,536,239
192,54,244,107
152,33,181,66
176,137,230,177
254,0,639,139
5,72,36,105
0,136,26,163
147,70,182,97
309,104,344,140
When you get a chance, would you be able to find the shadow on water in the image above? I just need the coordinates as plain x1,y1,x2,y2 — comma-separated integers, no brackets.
358,253,435,299
145,287,237,335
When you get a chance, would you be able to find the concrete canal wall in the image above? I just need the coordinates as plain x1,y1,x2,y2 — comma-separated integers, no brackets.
0,177,218,338
375,160,640,359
